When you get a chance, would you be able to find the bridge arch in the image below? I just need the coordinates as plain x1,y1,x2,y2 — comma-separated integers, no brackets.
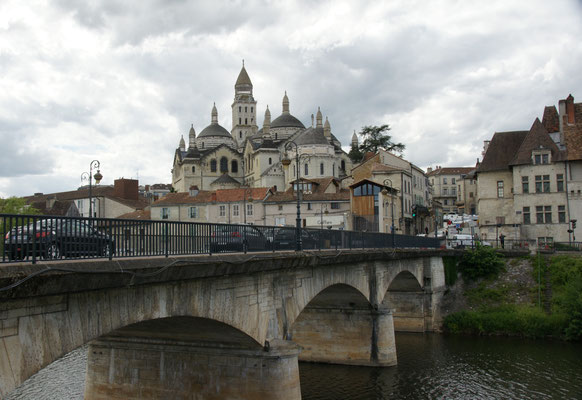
381,269,426,332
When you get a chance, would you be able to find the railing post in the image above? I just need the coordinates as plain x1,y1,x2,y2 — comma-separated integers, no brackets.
164,221,169,258
31,216,36,264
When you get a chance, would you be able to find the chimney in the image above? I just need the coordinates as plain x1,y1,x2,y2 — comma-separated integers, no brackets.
427,167,432,173
46,196,56,210
113,178,139,201
189,185,199,197
566,94,575,124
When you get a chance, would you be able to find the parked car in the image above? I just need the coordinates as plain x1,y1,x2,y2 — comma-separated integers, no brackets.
209,225,268,253
448,234,475,249
4,218,115,260
268,228,320,250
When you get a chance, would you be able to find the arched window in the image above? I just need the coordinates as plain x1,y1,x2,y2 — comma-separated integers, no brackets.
320,163,324,175
220,157,228,173
341,160,346,171
245,118,248,124
269,157,272,165
231,160,238,173
192,166,195,173
201,142,205,149
304,163,309,176
239,118,241,124
239,106,241,112
210,159,217,172
239,131,242,139
245,106,248,112
251,107,253,113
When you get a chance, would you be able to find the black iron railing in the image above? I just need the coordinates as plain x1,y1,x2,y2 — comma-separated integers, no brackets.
1,214,440,264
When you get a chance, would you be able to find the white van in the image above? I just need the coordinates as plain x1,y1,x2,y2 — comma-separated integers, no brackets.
449,234,474,249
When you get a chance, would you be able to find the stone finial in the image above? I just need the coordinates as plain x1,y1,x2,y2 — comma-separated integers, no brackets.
211,103,218,124
282,91,289,114
263,105,271,134
179,135,186,151
189,124,196,147
316,107,323,128
324,116,331,139
352,130,358,146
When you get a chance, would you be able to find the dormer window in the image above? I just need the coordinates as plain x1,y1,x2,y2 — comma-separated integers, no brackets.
533,150,550,164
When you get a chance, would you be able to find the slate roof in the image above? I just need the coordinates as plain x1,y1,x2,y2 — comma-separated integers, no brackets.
270,113,305,129
510,118,565,166
235,65,252,88
211,174,240,185
477,131,528,172
294,127,330,146
198,123,232,138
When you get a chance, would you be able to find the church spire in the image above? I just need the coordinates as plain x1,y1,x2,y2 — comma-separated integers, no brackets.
324,116,331,140
234,60,253,94
189,124,196,148
316,107,323,128
263,105,271,136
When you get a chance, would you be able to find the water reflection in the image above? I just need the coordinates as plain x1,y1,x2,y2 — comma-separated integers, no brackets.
6,334,582,399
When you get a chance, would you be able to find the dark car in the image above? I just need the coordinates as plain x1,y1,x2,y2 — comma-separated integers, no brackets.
210,225,268,253
269,228,320,250
4,218,115,261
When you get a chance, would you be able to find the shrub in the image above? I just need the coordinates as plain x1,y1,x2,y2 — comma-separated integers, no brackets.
459,244,504,281
443,256,459,286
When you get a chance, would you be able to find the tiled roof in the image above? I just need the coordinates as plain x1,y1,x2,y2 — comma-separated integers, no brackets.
477,131,528,172
426,167,475,176
266,189,349,203
510,118,565,165
151,188,273,205
564,103,582,161
118,209,151,220
542,106,560,133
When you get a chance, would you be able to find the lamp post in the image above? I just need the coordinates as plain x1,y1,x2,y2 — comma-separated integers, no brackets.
80,160,103,218
281,140,302,251
382,178,395,248
243,187,253,224
320,204,328,230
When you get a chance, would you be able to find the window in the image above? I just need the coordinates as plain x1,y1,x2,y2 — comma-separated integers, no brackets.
443,188,448,195
443,178,447,184
245,106,247,112
331,202,340,209
219,205,226,217
545,206,552,223
192,166,196,173
444,199,448,205
341,160,345,171
251,107,253,113
522,176,529,193
469,192,474,198
320,163,324,175
246,204,253,216
231,160,238,173
275,217,285,225
496,216,505,225
452,178,456,184
269,157,272,165
161,208,170,219
538,237,553,247
452,188,457,196
534,154,541,164
542,154,549,164
534,152,550,164
239,106,241,112
278,205,283,211
189,207,198,218
239,118,241,124
307,203,312,210
210,159,217,172
559,205,566,223
245,118,248,124
497,181,504,198
543,175,550,193
304,163,309,176
239,131,243,139
557,174,564,192
220,157,228,173
536,206,544,224
523,207,530,225
233,204,239,216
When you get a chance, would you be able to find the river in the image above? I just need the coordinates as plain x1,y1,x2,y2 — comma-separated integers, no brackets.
6,333,582,399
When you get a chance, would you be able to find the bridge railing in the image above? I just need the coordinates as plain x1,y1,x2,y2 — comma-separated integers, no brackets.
0,214,440,264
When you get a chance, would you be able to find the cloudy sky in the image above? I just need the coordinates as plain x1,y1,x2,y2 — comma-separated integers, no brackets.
1,0,582,198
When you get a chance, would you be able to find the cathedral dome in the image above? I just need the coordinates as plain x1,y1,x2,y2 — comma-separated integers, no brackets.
198,123,232,138
270,113,305,129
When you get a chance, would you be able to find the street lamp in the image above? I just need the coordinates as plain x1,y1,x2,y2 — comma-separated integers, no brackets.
80,160,103,218
320,203,328,230
381,178,396,248
243,187,253,224
281,140,302,251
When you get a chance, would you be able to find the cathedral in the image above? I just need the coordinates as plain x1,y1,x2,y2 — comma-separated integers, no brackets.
171,63,353,192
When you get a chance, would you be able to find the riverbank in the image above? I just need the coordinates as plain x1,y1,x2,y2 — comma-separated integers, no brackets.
440,248,582,341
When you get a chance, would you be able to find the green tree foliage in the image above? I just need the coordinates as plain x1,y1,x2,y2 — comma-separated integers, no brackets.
358,125,405,155
549,256,582,340
459,243,504,281
348,141,363,163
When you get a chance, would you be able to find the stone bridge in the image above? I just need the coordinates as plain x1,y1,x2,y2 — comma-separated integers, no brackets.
0,249,446,399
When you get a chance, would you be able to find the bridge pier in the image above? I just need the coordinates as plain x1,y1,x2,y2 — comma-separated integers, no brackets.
84,336,301,400
290,305,397,367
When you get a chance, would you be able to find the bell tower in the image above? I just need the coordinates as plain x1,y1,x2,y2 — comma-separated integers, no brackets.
231,60,258,150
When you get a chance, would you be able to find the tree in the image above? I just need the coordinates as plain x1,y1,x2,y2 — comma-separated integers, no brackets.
348,140,364,163
0,197,38,214
358,125,405,155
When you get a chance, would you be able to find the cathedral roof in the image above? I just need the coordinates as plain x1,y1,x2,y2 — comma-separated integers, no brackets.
235,65,253,90
294,127,330,146
211,174,240,186
198,123,232,138
271,113,305,129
